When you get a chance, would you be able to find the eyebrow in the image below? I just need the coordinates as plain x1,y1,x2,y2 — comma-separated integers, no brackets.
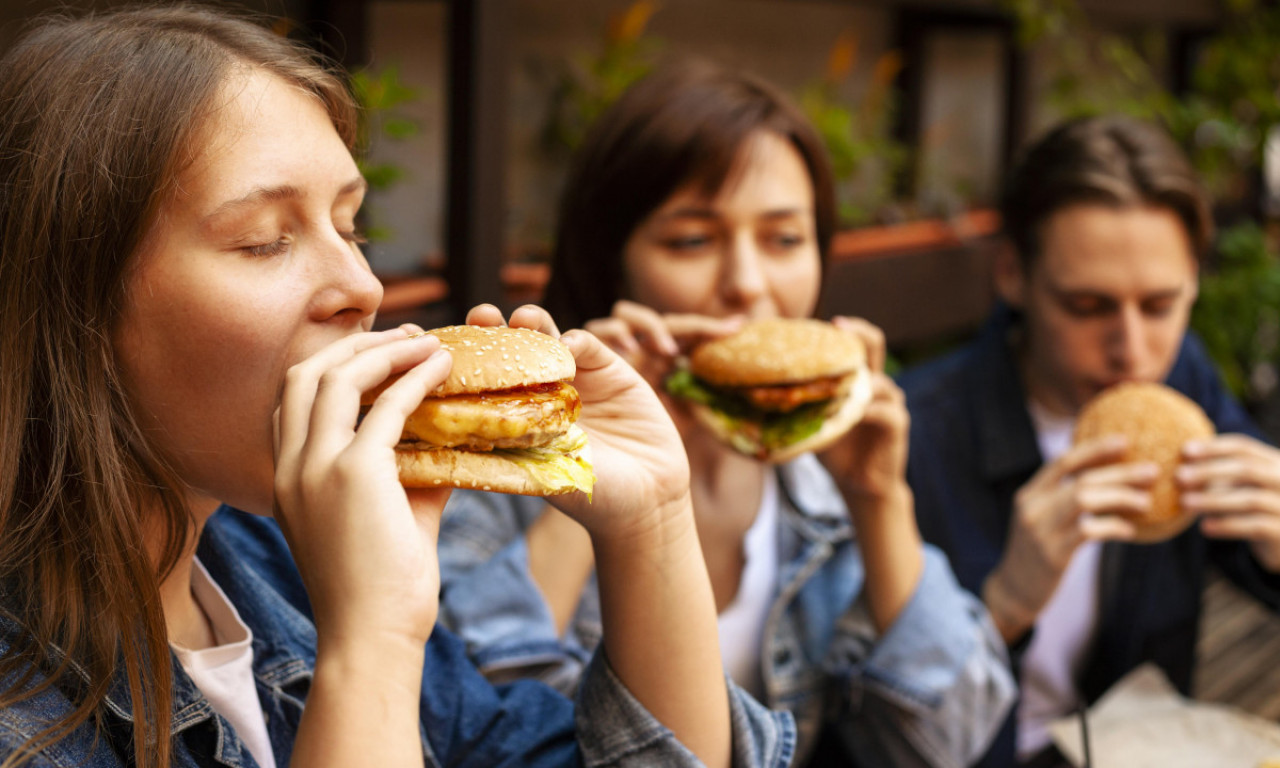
1050,284,1186,301
656,206,809,222
202,176,368,225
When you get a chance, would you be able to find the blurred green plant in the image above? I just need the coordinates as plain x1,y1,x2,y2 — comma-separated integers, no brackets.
1191,223,1280,401
542,1,661,156
799,31,909,227
350,64,422,242
1003,0,1280,205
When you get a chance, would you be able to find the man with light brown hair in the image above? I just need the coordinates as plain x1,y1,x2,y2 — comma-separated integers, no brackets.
900,115,1280,768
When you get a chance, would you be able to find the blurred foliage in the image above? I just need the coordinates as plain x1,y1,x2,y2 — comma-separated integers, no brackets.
351,64,422,243
799,31,909,227
541,1,661,156
1192,223,1280,401
1006,0,1280,403
1003,0,1280,205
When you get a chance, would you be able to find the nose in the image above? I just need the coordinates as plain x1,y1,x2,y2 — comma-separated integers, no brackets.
311,232,384,325
1106,303,1147,375
719,232,766,312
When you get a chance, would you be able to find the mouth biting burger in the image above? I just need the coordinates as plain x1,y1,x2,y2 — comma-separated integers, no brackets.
664,318,873,463
362,325,594,496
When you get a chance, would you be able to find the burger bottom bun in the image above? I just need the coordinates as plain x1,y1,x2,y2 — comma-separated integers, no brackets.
690,366,874,464
394,430,592,496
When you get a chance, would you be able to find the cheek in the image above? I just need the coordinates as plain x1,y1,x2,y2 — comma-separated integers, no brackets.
768,251,821,317
625,252,720,315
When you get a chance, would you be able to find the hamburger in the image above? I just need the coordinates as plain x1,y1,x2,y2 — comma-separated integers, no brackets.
664,318,873,463
1073,381,1215,543
362,325,594,496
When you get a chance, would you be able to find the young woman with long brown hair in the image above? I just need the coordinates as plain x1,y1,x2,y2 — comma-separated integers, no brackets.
0,7,790,767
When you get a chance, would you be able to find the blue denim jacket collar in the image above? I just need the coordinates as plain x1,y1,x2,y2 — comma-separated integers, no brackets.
87,513,317,767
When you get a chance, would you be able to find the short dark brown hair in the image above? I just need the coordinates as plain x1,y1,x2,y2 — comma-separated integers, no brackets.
542,59,837,330
1001,115,1213,266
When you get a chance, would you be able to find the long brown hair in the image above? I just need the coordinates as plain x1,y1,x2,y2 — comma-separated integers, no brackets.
0,6,355,766
542,59,838,330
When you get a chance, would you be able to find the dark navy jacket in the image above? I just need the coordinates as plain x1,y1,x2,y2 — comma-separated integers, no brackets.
898,307,1280,768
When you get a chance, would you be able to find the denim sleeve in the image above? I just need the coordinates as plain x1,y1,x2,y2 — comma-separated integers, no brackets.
826,546,1016,768
576,650,796,768
438,490,590,694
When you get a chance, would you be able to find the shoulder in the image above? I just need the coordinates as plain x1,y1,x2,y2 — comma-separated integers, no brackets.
897,342,980,417
0,642,120,766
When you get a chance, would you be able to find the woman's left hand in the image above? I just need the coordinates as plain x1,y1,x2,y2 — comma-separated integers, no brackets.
1179,434,1280,572
466,305,692,541
817,316,911,504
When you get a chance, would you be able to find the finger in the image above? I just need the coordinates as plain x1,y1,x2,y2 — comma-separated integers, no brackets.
1182,486,1280,518
1182,433,1277,462
1074,484,1153,519
1199,512,1280,544
277,328,415,470
305,335,441,460
611,300,679,357
1076,461,1159,489
465,303,507,327
561,328,621,375
831,316,887,373
1177,455,1280,491
584,317,641,358
1079,513,1140,541
354,348,453,449
1041,435,1130,486
659,313,746,346
508,304,562,338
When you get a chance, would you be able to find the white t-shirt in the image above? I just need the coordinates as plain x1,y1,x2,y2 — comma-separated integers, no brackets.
717,470,781,700
172,559,278,768
1016,401,1104,759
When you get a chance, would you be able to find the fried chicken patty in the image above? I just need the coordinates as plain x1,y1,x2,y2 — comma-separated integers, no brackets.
398,382,582,451
732,375,850,413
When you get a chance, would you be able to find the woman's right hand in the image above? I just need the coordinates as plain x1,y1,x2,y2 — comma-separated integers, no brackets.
585,301,742,429
984,436,1154,642
273,326,454,649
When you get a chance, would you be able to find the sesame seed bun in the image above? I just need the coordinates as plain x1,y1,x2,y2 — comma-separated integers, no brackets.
689,318,867,387
1073,382,1215,543
363,325,593,496
423,325,576,395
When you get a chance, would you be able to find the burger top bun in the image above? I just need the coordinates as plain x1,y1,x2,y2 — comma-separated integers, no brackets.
1073,382,1215,544
363,325,576,404
690,318,867,387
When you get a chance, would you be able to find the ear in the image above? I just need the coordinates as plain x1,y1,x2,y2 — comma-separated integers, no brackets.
993,239,1027,309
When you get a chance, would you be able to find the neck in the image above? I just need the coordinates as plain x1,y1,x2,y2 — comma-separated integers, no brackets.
686,432,769,612
156,497,221,650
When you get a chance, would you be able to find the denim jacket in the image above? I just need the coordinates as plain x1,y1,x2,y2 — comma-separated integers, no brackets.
440,454,1016,767
0,507,793,767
